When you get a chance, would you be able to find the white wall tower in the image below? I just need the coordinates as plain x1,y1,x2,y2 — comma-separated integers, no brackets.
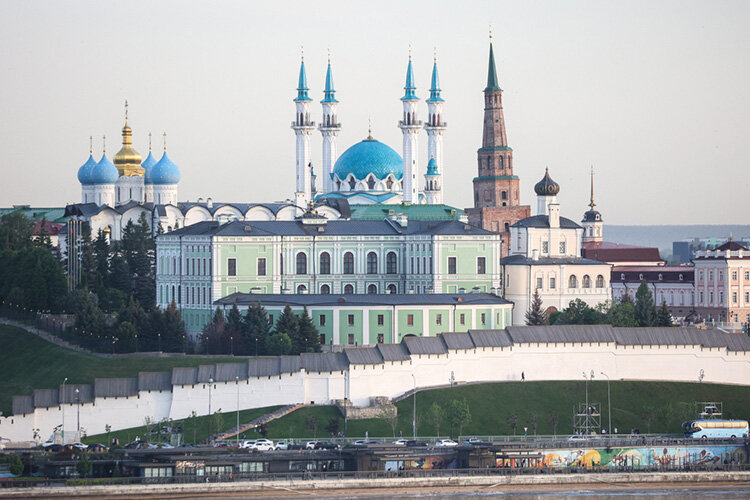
424,52,446,205
398,51,422,204
319,54,341,195
292,52,315,208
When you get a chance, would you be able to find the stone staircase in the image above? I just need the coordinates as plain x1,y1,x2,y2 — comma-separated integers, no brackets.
211,403,306,442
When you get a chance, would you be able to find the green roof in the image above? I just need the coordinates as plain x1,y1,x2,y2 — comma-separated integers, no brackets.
486,43,502,91
473,175,519,182
349,203,464,221
0,206,68,223
478,146,513,152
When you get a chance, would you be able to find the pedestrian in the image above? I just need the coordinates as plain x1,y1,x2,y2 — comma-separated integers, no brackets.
399,430,402,438
365,430,368,440
601,428,606,435
614,427,618,435
523,427,528,438
521,372,525,381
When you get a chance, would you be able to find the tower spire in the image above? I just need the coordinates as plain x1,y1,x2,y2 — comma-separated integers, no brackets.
402,48,417,101
486,27,501,91
295,46,311,102
427,49,443,103
589,166,596,211
322,51,337,103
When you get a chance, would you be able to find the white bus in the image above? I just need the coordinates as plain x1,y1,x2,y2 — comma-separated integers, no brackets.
682,419,749,439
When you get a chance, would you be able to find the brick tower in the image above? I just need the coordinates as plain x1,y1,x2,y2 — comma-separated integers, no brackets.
466,39,530,256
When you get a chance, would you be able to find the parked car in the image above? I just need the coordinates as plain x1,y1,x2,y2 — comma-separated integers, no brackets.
66,442,88,451
391,439,408,446
124,440,157,449
463,437,490,446
157,443,175,449
213,441,232,448
348,439,380,447
314,441,340,450
405,440,428,447
240,440,257,449
305,441,320,450
250,439,274,451
87,443,109,453
274,440,291,450
435,439,458,447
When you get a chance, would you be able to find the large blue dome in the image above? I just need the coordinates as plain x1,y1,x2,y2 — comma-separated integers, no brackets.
148,152,181,185
333,139,403,181
89,154,119,185
77,154,98,185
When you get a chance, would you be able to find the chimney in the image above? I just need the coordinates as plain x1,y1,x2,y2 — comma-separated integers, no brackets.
548,203,560,229
207,197,213,209
532,249,539,261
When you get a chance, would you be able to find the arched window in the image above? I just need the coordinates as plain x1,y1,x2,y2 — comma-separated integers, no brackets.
501,191,507,200
319,252,331,275
386,252,397,274
344,284,354,294
569,275,577,289
367,252,378,274
367,176,376,190
498,156,503,170
320,284,330,295
343,252,354,274
387,284,397,294
297,284,307,294
296,252,307,275
367,284,377,294
596,275,605,288
386,178,393,190
582,275,591,288
348,177,356,190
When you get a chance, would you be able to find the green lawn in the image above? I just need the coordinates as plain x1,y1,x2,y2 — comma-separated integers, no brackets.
263,381,750,440
0,324,251,416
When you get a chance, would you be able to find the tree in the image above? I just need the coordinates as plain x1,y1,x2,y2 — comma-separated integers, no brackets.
305,415,319,438
8,454,23,476
552,299,606,325
92,229,110,291
243,301,270,356
643,405,658,434
525,289,548,325
226,304,245,354
296,306,321,353
212,410,224,437
76,452,92,477
549,413,559,437
264,333,292,355
446,398,471,438
0,212,33,251
427,402,445,437
635,280,656,327
508,414,518,436
655,301,674,327
379,405,399,437
607,297,638,327
184,411,198,444
275,304,298,340
324,417,340,436
34,216,53,250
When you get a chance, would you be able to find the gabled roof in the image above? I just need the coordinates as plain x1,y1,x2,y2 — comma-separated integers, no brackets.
512,214,580,229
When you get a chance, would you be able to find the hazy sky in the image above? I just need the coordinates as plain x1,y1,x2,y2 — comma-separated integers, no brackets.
1,0,748,224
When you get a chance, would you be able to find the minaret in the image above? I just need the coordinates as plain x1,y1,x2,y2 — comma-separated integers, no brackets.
582,167,604,243
292,49,315,208
424,49,446,204
398,49,422,204
424,157,441,204
319,52,341,195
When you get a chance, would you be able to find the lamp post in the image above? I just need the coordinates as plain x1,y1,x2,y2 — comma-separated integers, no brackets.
411,373,417,439
208,377,214,440
75,388,80,439
61,377,68,443
600,371,611,436
235,376,240,447
158,333,162,352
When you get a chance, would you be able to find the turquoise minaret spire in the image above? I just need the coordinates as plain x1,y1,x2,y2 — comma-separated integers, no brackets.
322,59,338,103
426,58,443,103
319,50,341,194
401,51,418,101
295,51,312,102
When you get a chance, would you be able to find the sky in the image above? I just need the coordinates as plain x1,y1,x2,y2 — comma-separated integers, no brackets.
0,0,748,224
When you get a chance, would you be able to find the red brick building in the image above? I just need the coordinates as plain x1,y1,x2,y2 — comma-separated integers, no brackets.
466,41,530,256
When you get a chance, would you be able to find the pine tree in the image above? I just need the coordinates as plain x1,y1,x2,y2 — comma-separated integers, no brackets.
226,303,246,354
297,306,321,353
275,304,298,338
34,216,53,249
635,280,656,327
655,301,674,327
607,297,638,327
92,229,110,291
243,301,270,356
78,222,97,291
525,289,548,325
0,212,33,251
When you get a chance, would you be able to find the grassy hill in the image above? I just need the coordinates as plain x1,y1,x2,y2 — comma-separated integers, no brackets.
0,324,251,416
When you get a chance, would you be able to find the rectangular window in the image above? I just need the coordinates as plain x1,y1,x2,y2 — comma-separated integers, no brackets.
319,334,326,345
436,314,442,325
407,314,414,326
709,271,713,281
699,271,704,281
542,241,549,254
347,314,354,326
559,241,566,254
228,258,237,276
536,277,543,290
719,291,723,304
481,313,486,325
347,334,354,345
459,313,465,325
319,315,326,327
745,271,750,280
257,258,266,276
709,291,714,304
477,257,486,275
719,271,723,281
377,314,384,326
745,291,750,303
699,291,704,304
732,271,738,281
732,292,738,303
377,334,384,344
550,277,556,289
448,257,457,275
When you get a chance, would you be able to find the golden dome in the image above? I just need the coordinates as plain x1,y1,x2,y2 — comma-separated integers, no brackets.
114,120,144,176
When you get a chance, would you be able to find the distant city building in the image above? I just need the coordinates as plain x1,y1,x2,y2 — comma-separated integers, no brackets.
466,40,531,255
501,169,611,325
156,217,503,337
692,240,750,325
215,293,512,346
611,266,695,322
673,237,750,264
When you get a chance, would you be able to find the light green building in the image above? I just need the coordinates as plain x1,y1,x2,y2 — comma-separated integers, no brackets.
214,293,513,346
156,216,503,337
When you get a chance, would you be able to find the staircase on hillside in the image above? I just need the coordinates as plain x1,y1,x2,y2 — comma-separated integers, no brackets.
211,404,306,443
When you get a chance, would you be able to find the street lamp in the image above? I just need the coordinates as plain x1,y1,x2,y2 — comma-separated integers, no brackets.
235,376,240,447
208,377,214,441
411,373,417,439
75,388,80,438
158,333,162,352
61,377,68,443
600,371,611,436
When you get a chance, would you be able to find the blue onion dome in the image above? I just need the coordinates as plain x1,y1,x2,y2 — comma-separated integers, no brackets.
534,168,560,196
141,151,158,183
89,154,119,185
426,157,439,175
333,137,403,181
77,154,98,185
148,151,181,185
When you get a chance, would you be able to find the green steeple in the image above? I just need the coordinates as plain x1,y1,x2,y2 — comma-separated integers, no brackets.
485,42,501,91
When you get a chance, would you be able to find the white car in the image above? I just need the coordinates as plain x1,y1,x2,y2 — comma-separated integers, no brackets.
239,439,256,449
435,439,458,447
274,440,291,450
305,441,319,450
251,439,275,451
392,439,408,446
